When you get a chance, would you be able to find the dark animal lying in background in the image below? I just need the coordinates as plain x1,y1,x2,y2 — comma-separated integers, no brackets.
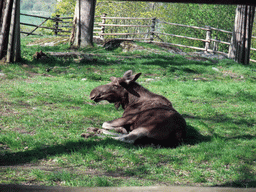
90,70,186,147
103,39,124,50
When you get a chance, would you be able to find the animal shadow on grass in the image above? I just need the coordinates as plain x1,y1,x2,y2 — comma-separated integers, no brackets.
216,180,256,188
183,124,211,145
0,138,134,166
0,125,209,166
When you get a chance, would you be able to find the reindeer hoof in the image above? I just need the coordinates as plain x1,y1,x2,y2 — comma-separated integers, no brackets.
102,122,114,129
96,129,104,134
87,127,99,133
115,127,128,134
81,133,93,138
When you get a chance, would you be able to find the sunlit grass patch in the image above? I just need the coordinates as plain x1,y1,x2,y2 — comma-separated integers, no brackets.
0,37,256,187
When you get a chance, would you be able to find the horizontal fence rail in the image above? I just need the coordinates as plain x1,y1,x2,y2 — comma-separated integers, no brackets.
20,13,72,36
158,20,209,31
98,24,151,27
20,13,256,62
99,16,153,20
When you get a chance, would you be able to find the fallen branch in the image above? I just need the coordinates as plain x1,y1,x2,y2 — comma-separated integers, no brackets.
47,52,94,61
33,51,97,63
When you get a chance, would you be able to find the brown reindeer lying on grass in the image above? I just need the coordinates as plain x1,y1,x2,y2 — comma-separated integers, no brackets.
89,70,186,147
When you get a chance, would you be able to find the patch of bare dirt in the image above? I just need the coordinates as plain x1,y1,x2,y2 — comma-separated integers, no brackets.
222,70,245,79
0,106,19,117
0,143,10,150
152,42,185,54
120,41,145,52
27,37,69,47
185,56,210,62
12,127,36,135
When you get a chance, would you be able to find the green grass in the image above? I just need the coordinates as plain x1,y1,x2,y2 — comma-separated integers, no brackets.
0,37,256,187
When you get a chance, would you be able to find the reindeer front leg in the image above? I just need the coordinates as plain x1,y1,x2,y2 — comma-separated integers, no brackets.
102,118,127,129
102,115,136,130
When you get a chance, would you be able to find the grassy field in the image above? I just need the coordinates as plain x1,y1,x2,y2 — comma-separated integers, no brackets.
0,37,256,188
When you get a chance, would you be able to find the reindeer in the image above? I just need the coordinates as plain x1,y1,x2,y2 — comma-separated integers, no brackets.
89,70,186,147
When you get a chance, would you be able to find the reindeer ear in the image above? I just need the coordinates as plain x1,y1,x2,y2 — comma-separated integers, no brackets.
123,70,133,81
110,76,117,81
132,73,142,82
123,70,142,84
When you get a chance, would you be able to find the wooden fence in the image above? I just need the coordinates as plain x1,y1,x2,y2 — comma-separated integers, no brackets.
95,15,256,62
20,13,72,36
95,15,229,54
93,14,155,41
20,13,256,62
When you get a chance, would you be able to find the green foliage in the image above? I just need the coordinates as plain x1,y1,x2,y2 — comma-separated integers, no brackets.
21,0,57,12
95,1,158,18
157,4,236,52
54,0,76,16
44,0,76,36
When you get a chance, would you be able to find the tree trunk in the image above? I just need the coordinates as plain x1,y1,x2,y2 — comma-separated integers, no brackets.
0,0,12,61
0,0,20,63
228,5,255,65
0,1,4,15
70,0,96,48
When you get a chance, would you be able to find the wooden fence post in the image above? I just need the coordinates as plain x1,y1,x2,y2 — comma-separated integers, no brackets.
150,17,156,42
55,15,60,36
100,13,106,40
205,26,211,53
213,36,217,51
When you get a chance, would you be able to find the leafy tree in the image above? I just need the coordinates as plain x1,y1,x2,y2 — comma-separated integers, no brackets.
21,0,57,12
54,0,76,16
157,3,236,52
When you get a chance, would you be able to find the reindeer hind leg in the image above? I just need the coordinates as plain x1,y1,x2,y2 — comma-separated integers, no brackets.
98,129,125,137
111,128,149,144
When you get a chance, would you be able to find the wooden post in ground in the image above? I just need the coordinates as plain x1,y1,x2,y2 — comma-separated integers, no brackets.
100,13,107,40
213,36,217,52
150,17,156,42
228,5,255,65
0,0,21,63
54,15,60,36
204,26,211,53
70,0,96,48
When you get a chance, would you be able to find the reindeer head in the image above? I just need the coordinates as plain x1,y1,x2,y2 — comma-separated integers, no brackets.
90,70,141,109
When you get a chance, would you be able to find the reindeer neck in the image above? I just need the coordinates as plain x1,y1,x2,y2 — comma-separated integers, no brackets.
126,83,153,105
125,82,173,109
